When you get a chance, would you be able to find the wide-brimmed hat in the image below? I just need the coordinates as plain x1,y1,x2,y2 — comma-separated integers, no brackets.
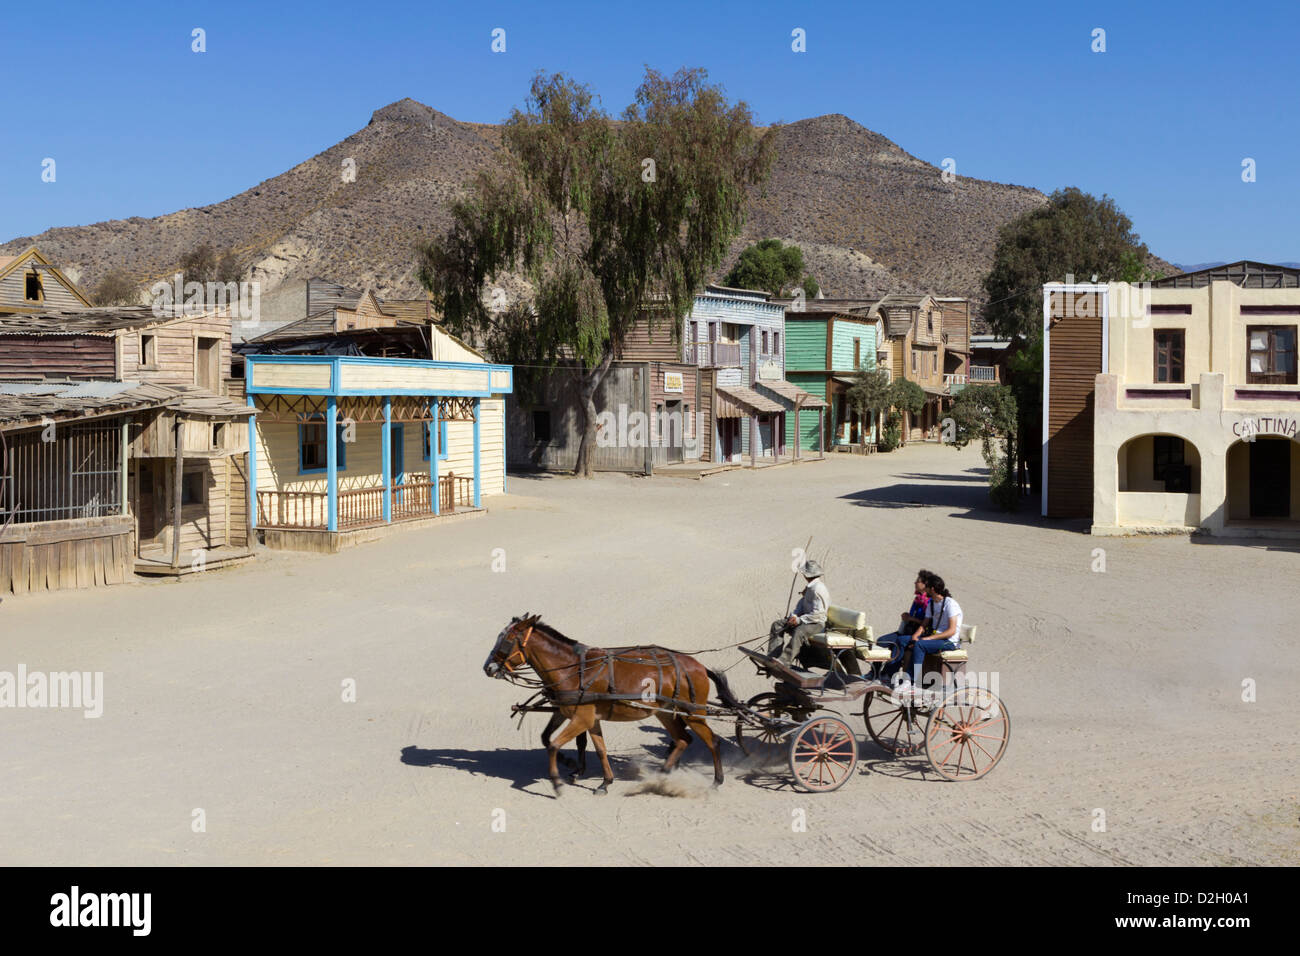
801,558,823,578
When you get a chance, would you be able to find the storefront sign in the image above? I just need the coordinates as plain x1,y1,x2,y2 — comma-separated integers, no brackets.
663,371,684,393
1232,417,1298,439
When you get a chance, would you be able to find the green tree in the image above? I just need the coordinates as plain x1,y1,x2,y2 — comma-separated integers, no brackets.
179,244,241,287
848,367,891,448
889,378,926,444
982,187,1151,493
946,385,1019,510
725,238,818,298
417,68,772,476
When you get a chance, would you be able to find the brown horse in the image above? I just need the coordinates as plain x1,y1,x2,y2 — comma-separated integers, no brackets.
484,614,740,794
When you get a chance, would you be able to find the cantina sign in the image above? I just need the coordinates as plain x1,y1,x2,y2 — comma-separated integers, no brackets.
1232,417,1298,438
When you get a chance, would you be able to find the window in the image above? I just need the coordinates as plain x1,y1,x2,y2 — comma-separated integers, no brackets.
773,332,780,355
140,333,157,368
211,423,226,450
24,271,43,302
911,349,917,372
1247,325,1298,384
927,312,933,334
421,419,449,461
180,471,206,506
1153,436,1185,482
854,340,861,369
761,330,768,354
532,409,552,443
1154,330,1185,383
298,417,347,473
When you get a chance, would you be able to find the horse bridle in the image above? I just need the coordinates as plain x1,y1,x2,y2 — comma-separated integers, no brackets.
499,622,535,674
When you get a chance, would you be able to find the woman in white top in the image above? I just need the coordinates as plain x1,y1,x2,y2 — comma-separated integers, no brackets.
905,573,963,688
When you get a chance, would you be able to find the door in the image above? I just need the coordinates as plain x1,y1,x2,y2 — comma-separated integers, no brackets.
1249,439,1290,518
390,424,405,507
665,401,683,463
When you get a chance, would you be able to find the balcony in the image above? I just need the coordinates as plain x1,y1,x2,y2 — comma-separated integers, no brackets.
683,341,742,368
968,365,1000,384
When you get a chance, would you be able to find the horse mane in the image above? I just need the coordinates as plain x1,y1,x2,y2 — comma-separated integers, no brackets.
514,614,578,647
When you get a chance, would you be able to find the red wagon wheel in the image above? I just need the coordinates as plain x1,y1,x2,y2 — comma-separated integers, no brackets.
788,716,858,793
735,692,804,765
862,687,925,756
924,685,1010,781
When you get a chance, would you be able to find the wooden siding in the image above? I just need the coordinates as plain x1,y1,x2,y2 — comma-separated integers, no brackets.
616,313,682,363
0,515,134,594
831,319,876,372
117,312,232,392
338,363,491,393
0,335,116,378
1047,293,1103,517
430,326,484,363
0,262,87,312
783,317,828,372
250,361,332,390
698,369,714,462
785,373,827,451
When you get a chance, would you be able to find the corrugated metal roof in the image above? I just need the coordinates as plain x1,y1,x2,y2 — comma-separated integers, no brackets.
0,380,253,429
0,307,205,336
755,378,829,409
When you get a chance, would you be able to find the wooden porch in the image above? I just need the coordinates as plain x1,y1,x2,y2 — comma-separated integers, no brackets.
255,473,475,531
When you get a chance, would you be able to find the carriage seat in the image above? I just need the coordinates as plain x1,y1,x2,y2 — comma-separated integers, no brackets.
936,624,976,662
809,605,884,661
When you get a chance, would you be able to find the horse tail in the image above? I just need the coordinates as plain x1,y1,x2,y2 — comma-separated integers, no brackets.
706,668,742,710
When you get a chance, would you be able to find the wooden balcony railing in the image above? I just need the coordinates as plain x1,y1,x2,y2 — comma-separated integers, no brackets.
683,341,742,368
968,365,1000,384
257,474,477,531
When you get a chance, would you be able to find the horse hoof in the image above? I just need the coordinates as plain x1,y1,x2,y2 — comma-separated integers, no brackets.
593,784,609,796
550,780,562,795
567,773,579,785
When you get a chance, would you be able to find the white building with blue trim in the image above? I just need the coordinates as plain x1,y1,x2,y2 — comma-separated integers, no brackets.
244,353,512,550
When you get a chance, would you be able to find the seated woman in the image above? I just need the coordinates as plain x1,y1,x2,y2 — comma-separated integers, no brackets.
904,574,963,693
874,570,931,683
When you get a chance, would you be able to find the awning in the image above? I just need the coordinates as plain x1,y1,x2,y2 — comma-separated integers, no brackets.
923,386,948,398
715,385,784,418
832,376,860,387
755,378,829,409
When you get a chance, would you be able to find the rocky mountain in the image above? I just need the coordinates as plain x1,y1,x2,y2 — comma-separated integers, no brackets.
1,98,1171,330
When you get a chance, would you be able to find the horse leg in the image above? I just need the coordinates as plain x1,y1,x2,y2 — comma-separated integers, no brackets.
587,720,615,795
547,710,595,794
655,714,691,773
541,712,576,772
576,729,588,779
685,715,724,788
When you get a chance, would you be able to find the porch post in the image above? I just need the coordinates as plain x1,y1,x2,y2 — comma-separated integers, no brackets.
120,418,129,515
430,400,440,516
473,398,482,508
382,396,392,524
171,414,183,568
819,407,825,460
246,389,257,536
794,402,801,461
326,397,338,532
749,415,757,468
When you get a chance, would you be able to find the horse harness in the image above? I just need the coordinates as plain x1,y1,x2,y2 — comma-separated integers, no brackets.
548,644,698,712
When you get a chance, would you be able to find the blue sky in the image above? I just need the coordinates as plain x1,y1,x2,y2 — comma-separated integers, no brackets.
2,0,1296,265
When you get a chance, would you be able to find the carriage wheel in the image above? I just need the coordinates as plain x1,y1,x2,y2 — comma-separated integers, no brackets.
788,716,858,793
862,687,925,756
924,686,1010,781
735,692,803,765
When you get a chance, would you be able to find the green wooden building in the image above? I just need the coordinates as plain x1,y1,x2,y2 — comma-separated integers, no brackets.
782,310,881,451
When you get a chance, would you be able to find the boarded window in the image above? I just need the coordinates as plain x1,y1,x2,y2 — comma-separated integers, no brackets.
1154,330,1185,383
1247,326,1297,384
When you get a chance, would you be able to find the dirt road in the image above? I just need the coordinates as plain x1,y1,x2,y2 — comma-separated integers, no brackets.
1,443,1295,865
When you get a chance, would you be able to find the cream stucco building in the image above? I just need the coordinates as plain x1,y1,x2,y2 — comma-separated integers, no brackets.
1043,262,1300,537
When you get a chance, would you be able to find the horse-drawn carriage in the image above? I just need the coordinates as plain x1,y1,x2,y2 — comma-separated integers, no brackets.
485,606,1009,794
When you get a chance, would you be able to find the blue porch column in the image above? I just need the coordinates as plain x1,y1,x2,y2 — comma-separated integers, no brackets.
246,388,257,533
381,396,392,523
430,402,440,516
473,398,482,508
326,396,338,532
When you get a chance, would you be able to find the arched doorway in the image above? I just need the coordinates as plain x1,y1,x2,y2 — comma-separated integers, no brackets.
1226,437,1299,521
1115,433,1202,528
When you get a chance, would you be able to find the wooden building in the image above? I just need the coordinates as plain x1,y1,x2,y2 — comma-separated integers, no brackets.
0,305,256,591
245,354,512,551
508,285,825,472
782,308,878,451
1044,263,1300,536
0,246,92,314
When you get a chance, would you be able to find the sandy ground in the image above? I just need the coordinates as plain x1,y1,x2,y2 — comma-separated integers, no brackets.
1,443,1296,866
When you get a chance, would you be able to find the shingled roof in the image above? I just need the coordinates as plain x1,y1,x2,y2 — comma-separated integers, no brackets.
0,307,201,336
0,381,253,430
